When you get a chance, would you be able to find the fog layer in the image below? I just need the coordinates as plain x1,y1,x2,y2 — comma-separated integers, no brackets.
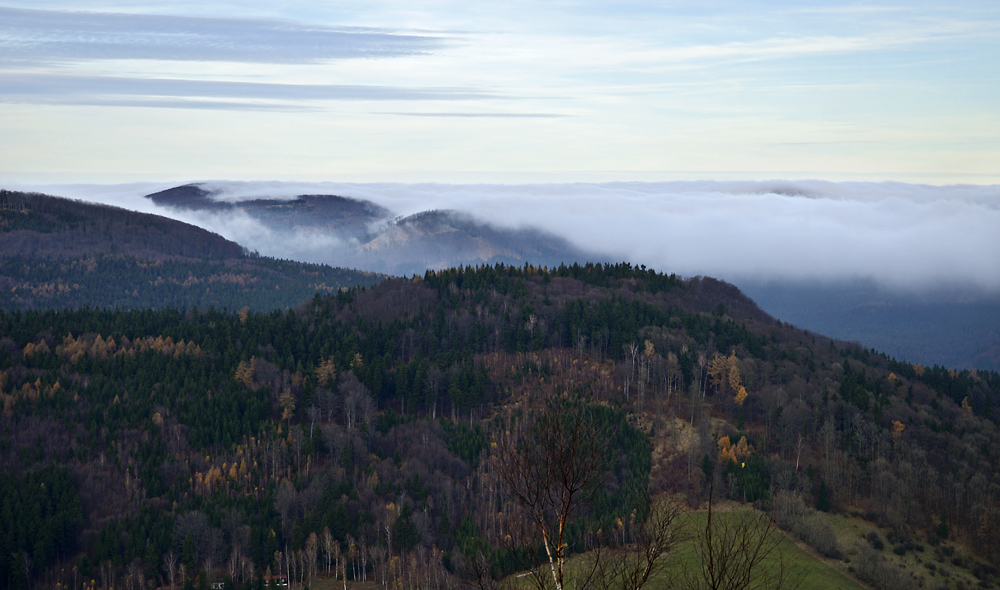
15,179,1000,292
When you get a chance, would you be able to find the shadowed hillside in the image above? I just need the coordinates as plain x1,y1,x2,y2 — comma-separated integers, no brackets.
0,190,384,310
0,189,246,259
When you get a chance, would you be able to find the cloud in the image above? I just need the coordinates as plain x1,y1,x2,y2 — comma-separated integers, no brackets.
24,180,1000,293
7,180,357,263
0,7,487,110
0,95,315,112
0,73,493,109
378,111,566,118
0,6,446,65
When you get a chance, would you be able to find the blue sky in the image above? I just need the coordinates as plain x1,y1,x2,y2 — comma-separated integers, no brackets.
0,0,998,183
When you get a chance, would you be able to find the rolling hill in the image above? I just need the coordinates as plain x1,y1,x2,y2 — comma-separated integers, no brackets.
1,262,999,590
0,189,384,310
140,183,1000,373
144,183,602,275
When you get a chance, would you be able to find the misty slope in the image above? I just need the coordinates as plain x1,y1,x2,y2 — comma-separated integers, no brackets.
146,183,391,240
739,280,1000,372
3,263,1000,590
0,190,383,310
139,182,1000,373
356,209,590,275
1,189,246,259
144,183,602,275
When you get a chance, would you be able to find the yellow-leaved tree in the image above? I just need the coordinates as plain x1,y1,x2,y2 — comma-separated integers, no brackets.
278,389,296,424
709,352,751,408
316,358,337,387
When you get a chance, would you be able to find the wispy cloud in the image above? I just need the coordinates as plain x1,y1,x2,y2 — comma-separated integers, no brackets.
2,95,315,111
788,5,909,15
537,23,995,74
0,2,996,181
379,111,566,118
0,6,446,65
0,73,493,109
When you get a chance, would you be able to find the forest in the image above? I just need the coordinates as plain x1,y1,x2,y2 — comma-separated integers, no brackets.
0,254,383,311
2,262,1000,590
0,190,384,311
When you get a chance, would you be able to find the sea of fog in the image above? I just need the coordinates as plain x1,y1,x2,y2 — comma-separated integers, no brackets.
10,179,1000,295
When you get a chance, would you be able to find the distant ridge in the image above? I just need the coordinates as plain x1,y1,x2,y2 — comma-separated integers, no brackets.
144,183,227,211
0,189,246,259
146,183,391,240
0,189,383,310
143,184,603,275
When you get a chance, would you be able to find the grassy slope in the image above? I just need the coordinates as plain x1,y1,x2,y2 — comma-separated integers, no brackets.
825,512,991,590
497,508,865,590
299,514,866,590
228,510,994,590
666,510,865,590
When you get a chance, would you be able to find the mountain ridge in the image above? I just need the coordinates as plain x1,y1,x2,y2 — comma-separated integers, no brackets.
1,189,248,260
0,189,384,310
143,183,604,275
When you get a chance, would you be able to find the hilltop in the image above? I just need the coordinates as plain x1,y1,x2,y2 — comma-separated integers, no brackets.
0,189,384,310
1,189,245,260
2,263,999,590
141,182,1000,373
144,183,600,275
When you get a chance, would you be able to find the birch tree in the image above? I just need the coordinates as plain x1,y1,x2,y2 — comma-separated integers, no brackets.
495,398,612,590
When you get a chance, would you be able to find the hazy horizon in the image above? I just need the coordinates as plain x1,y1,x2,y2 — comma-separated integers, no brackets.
8,179,1000,297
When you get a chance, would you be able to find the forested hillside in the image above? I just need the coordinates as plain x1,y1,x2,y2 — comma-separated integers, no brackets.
0,190,245,260
144,184,599,276
2,263,999,590
0,190,383,310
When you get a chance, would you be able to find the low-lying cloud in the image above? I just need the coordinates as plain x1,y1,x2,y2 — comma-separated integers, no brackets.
15,180,1000,293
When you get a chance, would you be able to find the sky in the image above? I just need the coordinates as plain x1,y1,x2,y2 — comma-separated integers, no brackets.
1,1,998,183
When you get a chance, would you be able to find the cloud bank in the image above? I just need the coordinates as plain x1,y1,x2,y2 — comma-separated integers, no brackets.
16,180,1000,293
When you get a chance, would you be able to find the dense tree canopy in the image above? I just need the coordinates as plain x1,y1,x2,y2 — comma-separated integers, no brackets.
1,263,999,589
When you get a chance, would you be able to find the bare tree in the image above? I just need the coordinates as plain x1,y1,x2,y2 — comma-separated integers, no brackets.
275,480,297,536
495,398,613,590
591,497,685,590
341,372,372,430
495,397,689,590
290,426,306,471
369,545,387,590
320,385,338,423
126,560,142,590
322,527,335,576
307,404,320,438
637,339,655,413
228,545,242,585
623,342,639,401
681,482,799,590
306,532,319,585
426,366,443,418
163,551,177,590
